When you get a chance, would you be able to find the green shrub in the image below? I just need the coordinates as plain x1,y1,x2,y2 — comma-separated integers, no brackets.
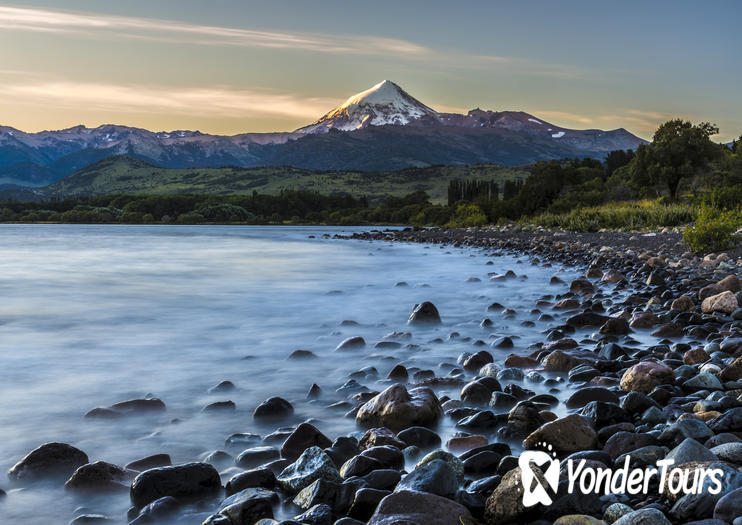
683,206,740,253
446,204,488,227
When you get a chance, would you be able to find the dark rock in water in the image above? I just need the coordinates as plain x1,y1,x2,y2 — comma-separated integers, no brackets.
236,447,281,468
8,442,89,481
202,400,236,413
340,455,383,479
295,503,334,525
307,383,321,398
566,387,619,408
292,478,347,513
463,350,493,371
492,336,514,349
359,428,405,450
714,487,742,523
226,433,262,449
367,489,473,525
226,468,276,495
566,312,609,327
580,401,630,428
253,397,294,420
709,407,742,433
460,381,492,406
603,432,658,460
397,427,441,449
463,451,502,474
361,446,405,471
600,317,631,335
324,437,361,469
350,469,402,491
523,414,598,455
64,461,131,491
620,391,660,415
356,385,442,432
276,446,342,493
620,361,675,393
457,410,500,431
336,336,366,351
348,488,391,521
209,380,236,393
395,459,458,499
651,322,684,338
129,496,179,524
387,364,408,382
130,462,221,508
86,398,166,418
125,454,171,472
203,487,277,525
282,423,332,462
408,302,442,324
289,350,318,360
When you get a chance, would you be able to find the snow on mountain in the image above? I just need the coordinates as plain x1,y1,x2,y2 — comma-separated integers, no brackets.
295,80,438,134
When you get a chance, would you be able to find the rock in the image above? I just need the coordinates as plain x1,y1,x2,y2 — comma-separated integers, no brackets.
336,336,366,351
276,446,341,493
130,462,221,508
281,423,332,462
620,362,675,394
603,432,658,460
646,272,665,286
85,398,166,418
672,296,695,312
64,461,131,491
566,387,620,408
348,488,390,522
603,503,633,524
684,372,723,391
289,350,318,360
356,385,442,432
718,274,741,293
710,442,742,464
359,427,405,451
460,381,492,406
567,312,609,327
523,414,597,455
602,270,626,283
651,322,684,338
660,419,714,446
324,437,361,469
408,302,442,324
8,442,89,481
570,278,594,294
542,350,587,372
203,488,277,525
709,407,742,433
600,317,630,335
504,355,538,368
131,496,179,523
397,427,441,449
580,401,629,428
484,466,532,524
720,356,742,382
203,400,236,413
292,478,348,513
387,365,408,381
235,447,281,468
714,487,742,522
226,468,276,495
554,516,604,525
367,490,473,525
69,514,111,523
295,503,334,525
446,435,488,452
415,450,465,483
125,454,171,472
612,508,671,525
683,348,709,365
253,397,293,420
702,291,739,314
463,351,493,372
340,455,383,479
665,438,717,465
700,284,726,301
395,459,458,498
209,380,236,393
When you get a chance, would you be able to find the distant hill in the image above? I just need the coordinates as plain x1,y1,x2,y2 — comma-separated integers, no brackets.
43,155,529,204
0,80,645,186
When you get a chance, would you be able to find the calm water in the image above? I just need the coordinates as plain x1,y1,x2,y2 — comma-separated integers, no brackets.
0,225,582,523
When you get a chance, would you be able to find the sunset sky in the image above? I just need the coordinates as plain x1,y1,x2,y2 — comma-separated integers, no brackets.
1,1,739,141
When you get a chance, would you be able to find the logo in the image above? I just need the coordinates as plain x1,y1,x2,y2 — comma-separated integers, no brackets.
519,442,559,507
519,442,726,507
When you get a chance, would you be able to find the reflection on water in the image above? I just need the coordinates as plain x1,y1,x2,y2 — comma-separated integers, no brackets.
0,225,582,523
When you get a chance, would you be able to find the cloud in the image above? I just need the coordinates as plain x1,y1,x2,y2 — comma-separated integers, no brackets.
534,110,594,125
0,6,429,56
0,79,341,120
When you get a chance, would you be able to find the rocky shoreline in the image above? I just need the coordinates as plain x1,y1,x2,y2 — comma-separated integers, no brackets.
5,225,742,525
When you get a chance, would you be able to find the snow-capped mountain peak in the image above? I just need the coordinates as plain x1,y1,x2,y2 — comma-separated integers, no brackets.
296,80,438,134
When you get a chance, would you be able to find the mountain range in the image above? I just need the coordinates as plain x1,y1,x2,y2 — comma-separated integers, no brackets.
0,80,645,187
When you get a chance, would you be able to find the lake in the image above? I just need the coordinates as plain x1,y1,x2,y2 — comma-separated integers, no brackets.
0,224,581,523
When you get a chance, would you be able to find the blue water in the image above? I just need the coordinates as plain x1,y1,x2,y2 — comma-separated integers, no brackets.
0,225,581,523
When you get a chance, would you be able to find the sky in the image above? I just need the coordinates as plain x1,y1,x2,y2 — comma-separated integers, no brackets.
0,1,739,141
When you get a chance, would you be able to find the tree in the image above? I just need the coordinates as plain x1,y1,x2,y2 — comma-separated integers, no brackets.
630,119,720,199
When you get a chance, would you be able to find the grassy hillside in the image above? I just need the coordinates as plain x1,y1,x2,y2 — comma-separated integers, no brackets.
46,155,529,203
